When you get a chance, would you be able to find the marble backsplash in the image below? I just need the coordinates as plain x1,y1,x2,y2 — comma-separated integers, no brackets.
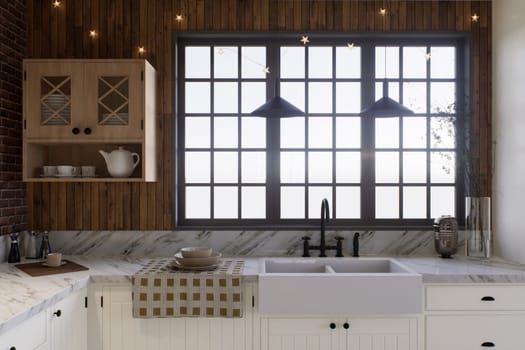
0,229,466,260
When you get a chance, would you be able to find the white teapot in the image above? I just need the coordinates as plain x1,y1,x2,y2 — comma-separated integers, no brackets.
99,146,140,178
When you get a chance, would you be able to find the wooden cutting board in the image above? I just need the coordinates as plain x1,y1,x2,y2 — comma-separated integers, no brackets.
15,260,89,277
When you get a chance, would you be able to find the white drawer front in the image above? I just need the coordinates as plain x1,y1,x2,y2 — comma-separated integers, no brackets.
426,315,525,349
0,310,47,350
426,285,525,311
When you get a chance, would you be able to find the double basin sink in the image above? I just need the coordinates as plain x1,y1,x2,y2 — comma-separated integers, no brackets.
258,258,422,315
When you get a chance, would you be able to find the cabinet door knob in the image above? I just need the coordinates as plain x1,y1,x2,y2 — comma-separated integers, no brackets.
329,323,336,330
72,127,80,135
83,127,92,135
481,296,495,301
53,309,62,317
481,342,495,347
343,322,350,329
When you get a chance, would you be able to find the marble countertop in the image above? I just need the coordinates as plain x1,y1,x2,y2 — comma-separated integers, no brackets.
2,255,525,336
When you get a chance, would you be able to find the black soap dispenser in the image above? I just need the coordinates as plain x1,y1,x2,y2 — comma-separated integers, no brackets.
8,232,21,263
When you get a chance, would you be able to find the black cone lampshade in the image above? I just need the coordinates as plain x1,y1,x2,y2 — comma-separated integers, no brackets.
250,80,305,118
360,80,415,117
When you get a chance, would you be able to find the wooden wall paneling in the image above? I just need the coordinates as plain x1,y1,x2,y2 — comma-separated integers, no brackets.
41,183,50,229
90,183,99,230
107,183,115,230
49,183,58,229
147,183,156,229
415,1,423,30
139,182,147,230
421,0,430,31
447,1,456,31
131,183,140,229
25,0,492,230
65,183,74,228
74,182,83,230
98,183,108,229
50,0,58,56
455,0,464,31
57,183,67,228
26,183,33,228
82,182,91,229
155,0,166,229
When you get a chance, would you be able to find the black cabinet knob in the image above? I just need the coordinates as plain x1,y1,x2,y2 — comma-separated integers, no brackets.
53,309,62,317
72,127,80,135
83,127,92,135
329,323,336,329
481,342,495,347
481,296,495,301
343,322,350,329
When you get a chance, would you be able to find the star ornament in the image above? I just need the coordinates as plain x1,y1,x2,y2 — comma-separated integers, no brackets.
175,14,183,22
471,13,480,22
300,36,309,45
217,48,225,55
263,67,270,74
347,43,355,50
379,8,387,16
424,53,431,61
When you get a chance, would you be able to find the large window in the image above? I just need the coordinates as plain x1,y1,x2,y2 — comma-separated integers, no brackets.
176,35,466,229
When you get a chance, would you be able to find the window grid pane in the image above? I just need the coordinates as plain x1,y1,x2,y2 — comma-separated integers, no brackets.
180,40,459,226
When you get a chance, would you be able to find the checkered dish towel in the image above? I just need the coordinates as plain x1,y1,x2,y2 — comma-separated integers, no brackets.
132,259,244,318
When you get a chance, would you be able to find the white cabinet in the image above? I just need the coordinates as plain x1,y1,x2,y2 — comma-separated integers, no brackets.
0,309,48,350
49,288,87,350
425,284,525,350
90,283,256,350
0,287,87,350
261,317,417,350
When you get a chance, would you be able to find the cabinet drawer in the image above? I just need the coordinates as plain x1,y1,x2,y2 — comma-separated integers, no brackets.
426,315,525,349
426,285,525,311
0,310,47,350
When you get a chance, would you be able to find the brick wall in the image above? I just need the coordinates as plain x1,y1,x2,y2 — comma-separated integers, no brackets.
0,1,26,234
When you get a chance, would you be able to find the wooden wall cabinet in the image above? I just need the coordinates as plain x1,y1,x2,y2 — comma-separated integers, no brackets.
23,59,157,182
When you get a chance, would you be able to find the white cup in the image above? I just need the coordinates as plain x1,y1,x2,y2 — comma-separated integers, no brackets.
42,165,57,177
57,165,77,177
81,166,96,177
46,253,62,267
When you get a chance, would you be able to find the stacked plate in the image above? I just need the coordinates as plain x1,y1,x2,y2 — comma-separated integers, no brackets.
172,247,222,271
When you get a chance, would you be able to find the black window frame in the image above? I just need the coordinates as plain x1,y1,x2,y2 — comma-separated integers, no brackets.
173,32,470,230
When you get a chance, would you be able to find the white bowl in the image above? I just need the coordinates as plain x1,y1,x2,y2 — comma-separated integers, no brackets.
174,251,221,267
180,246,212,258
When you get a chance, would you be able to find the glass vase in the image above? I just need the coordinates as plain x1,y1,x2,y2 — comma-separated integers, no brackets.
465,196,491,259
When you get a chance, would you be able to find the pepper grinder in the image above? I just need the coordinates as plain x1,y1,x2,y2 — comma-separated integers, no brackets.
26,230,39,259
8,232,21,263
39,230,52,259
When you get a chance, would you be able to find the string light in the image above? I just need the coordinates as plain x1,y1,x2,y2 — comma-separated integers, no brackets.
138,46,146,55
300,36,309,45
471,13,480,22
88,30,97,39
52,0,60,8
347,43,355,50
175,14,183,22
379,8,387,16
424,52,431,61
263,67,270,74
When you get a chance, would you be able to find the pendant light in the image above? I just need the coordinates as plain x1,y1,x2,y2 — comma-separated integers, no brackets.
360,80,415,117
360,3,414,118
250,79,305,118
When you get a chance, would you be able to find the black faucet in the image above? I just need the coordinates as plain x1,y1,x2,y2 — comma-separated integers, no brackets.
302,199,344,257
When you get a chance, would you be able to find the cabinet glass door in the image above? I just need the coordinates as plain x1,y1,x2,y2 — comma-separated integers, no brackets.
84,62,143,140
25,62,82,139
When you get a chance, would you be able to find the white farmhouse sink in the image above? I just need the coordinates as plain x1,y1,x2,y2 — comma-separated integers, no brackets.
258,258,422,315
